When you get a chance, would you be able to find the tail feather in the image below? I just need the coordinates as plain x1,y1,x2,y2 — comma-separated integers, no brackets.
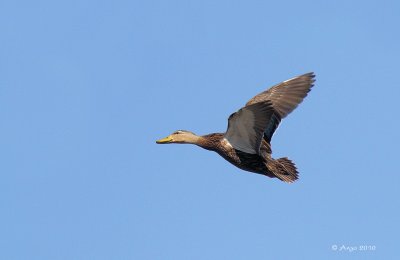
269,157,299,183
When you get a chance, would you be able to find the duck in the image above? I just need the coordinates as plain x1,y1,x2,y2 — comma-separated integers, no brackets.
156,72,315,183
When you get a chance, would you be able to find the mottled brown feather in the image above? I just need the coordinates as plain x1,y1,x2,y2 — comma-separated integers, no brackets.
246,72,315,118
197,133,297,182
245,72,315,142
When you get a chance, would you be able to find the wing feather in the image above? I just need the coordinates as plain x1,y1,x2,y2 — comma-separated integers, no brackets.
224,101,276,154
246,72,315,142
246,72,315,118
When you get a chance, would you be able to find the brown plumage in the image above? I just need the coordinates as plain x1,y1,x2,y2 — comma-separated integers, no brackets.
156,72,315,183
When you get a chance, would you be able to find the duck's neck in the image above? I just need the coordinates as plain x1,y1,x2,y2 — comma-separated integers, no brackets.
195,133,224,151
179,133,199,144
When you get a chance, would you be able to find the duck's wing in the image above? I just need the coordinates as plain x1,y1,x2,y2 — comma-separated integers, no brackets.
246,72,315,142
246,72,315,118
224,101,277,155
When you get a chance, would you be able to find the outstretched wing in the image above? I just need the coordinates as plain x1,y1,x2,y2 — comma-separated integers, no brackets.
246,72,315,142
246,72,315,118
224,101,276,155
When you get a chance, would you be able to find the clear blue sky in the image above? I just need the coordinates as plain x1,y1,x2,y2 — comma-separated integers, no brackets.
1,0,399,259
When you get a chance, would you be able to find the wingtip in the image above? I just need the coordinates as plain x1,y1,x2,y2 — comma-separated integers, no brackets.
302,71,316,79
284,72,316,83
302,72,316,85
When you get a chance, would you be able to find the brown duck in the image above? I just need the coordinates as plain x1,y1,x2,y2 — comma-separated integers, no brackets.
156,73,315,183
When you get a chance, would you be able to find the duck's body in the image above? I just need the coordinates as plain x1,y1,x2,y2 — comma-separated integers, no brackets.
157,73,315,183
186,133,295,182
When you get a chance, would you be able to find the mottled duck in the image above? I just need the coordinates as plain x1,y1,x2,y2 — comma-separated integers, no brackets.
156,72,315,183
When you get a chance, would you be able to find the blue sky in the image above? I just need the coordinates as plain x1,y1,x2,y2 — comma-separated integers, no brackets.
1,0,399,259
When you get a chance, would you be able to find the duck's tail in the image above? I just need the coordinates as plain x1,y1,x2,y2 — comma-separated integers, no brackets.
268,157,299,183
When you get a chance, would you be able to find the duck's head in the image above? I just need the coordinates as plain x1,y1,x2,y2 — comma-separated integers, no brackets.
156,130,199,144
